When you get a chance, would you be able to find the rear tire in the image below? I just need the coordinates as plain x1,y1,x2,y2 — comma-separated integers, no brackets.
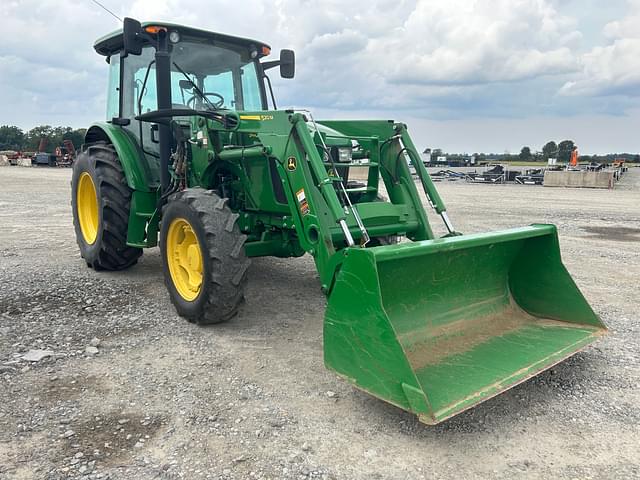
71,142,142,270
160,189,250,325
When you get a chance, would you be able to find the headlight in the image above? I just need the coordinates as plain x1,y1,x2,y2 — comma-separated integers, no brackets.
337,147,352,163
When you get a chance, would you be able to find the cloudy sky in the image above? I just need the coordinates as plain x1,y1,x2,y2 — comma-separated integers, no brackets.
1,0,638,154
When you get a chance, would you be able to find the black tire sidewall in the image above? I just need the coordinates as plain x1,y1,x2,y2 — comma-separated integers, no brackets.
160,197,212,319
71,152,104,264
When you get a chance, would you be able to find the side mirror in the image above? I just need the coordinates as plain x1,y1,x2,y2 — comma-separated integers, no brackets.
279,49,295,79
123,17,143,56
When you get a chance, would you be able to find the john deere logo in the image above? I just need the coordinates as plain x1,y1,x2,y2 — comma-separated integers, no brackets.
287,157,297,171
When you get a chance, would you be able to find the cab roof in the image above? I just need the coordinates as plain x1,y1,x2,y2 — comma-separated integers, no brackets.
94,21,271,57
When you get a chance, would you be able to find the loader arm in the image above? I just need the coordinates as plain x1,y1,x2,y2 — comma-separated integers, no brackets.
201,110,444,292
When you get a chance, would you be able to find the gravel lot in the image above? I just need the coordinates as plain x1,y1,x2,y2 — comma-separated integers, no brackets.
0,166,638,480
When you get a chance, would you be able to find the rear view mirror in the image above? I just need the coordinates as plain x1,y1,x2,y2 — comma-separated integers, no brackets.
123,17,143,56
280,49,295,79
179,79,193,90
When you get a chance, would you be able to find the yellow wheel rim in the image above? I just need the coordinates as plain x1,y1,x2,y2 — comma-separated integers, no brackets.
77,172,99,245
166,218,203,301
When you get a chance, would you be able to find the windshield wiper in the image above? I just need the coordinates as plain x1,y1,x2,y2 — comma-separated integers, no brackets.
172,61,218,111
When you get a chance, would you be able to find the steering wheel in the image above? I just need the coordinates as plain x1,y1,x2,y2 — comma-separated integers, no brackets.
187,92,224,109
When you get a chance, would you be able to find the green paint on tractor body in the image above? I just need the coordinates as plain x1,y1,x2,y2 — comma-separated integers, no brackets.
81,20,607,425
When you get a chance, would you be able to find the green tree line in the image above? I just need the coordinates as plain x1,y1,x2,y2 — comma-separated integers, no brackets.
0,125,86,153
518,140,576,162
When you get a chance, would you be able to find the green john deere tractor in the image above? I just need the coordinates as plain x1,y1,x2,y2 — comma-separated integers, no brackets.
71,18,607,424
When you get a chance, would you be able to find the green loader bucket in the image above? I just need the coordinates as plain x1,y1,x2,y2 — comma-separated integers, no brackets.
324,224,607,424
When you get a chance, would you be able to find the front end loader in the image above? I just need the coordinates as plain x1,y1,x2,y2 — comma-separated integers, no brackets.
71,19,606,424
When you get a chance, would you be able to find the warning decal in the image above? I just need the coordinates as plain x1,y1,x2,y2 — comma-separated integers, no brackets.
296,188,310,216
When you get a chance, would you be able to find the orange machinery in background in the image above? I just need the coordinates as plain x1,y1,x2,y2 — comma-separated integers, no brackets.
570,147,579,166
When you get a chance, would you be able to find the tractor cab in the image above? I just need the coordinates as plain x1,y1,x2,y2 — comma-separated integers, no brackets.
94,21,294,185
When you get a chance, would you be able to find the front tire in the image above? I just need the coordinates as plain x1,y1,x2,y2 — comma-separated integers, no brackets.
71,143,142,270
160,189,250,324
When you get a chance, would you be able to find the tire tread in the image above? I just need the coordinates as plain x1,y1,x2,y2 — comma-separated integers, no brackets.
72,142,142,270
162,189,249,325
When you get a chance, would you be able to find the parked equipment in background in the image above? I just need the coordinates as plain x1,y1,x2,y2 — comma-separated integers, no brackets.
515,169,545,185
32,137,56,167
466,164,506,183
570,147,578,167
55,140,77,167
585,162,604,172
612,159,626,171
0,150,21,166
70,19,607,425
28,139,77,168
430,169,467,181
32,152,57,167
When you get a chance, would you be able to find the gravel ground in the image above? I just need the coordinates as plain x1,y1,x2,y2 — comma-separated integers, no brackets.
0,166,638,480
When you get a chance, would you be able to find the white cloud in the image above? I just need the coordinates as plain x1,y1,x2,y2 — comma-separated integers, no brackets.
0,0,637,152
259,0,585,114
560,0,640,96
381,0,581,86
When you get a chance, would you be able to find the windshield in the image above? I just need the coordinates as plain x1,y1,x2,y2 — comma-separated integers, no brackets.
122,40,264,116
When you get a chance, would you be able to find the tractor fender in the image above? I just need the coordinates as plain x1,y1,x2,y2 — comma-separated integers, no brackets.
84,123,154,192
